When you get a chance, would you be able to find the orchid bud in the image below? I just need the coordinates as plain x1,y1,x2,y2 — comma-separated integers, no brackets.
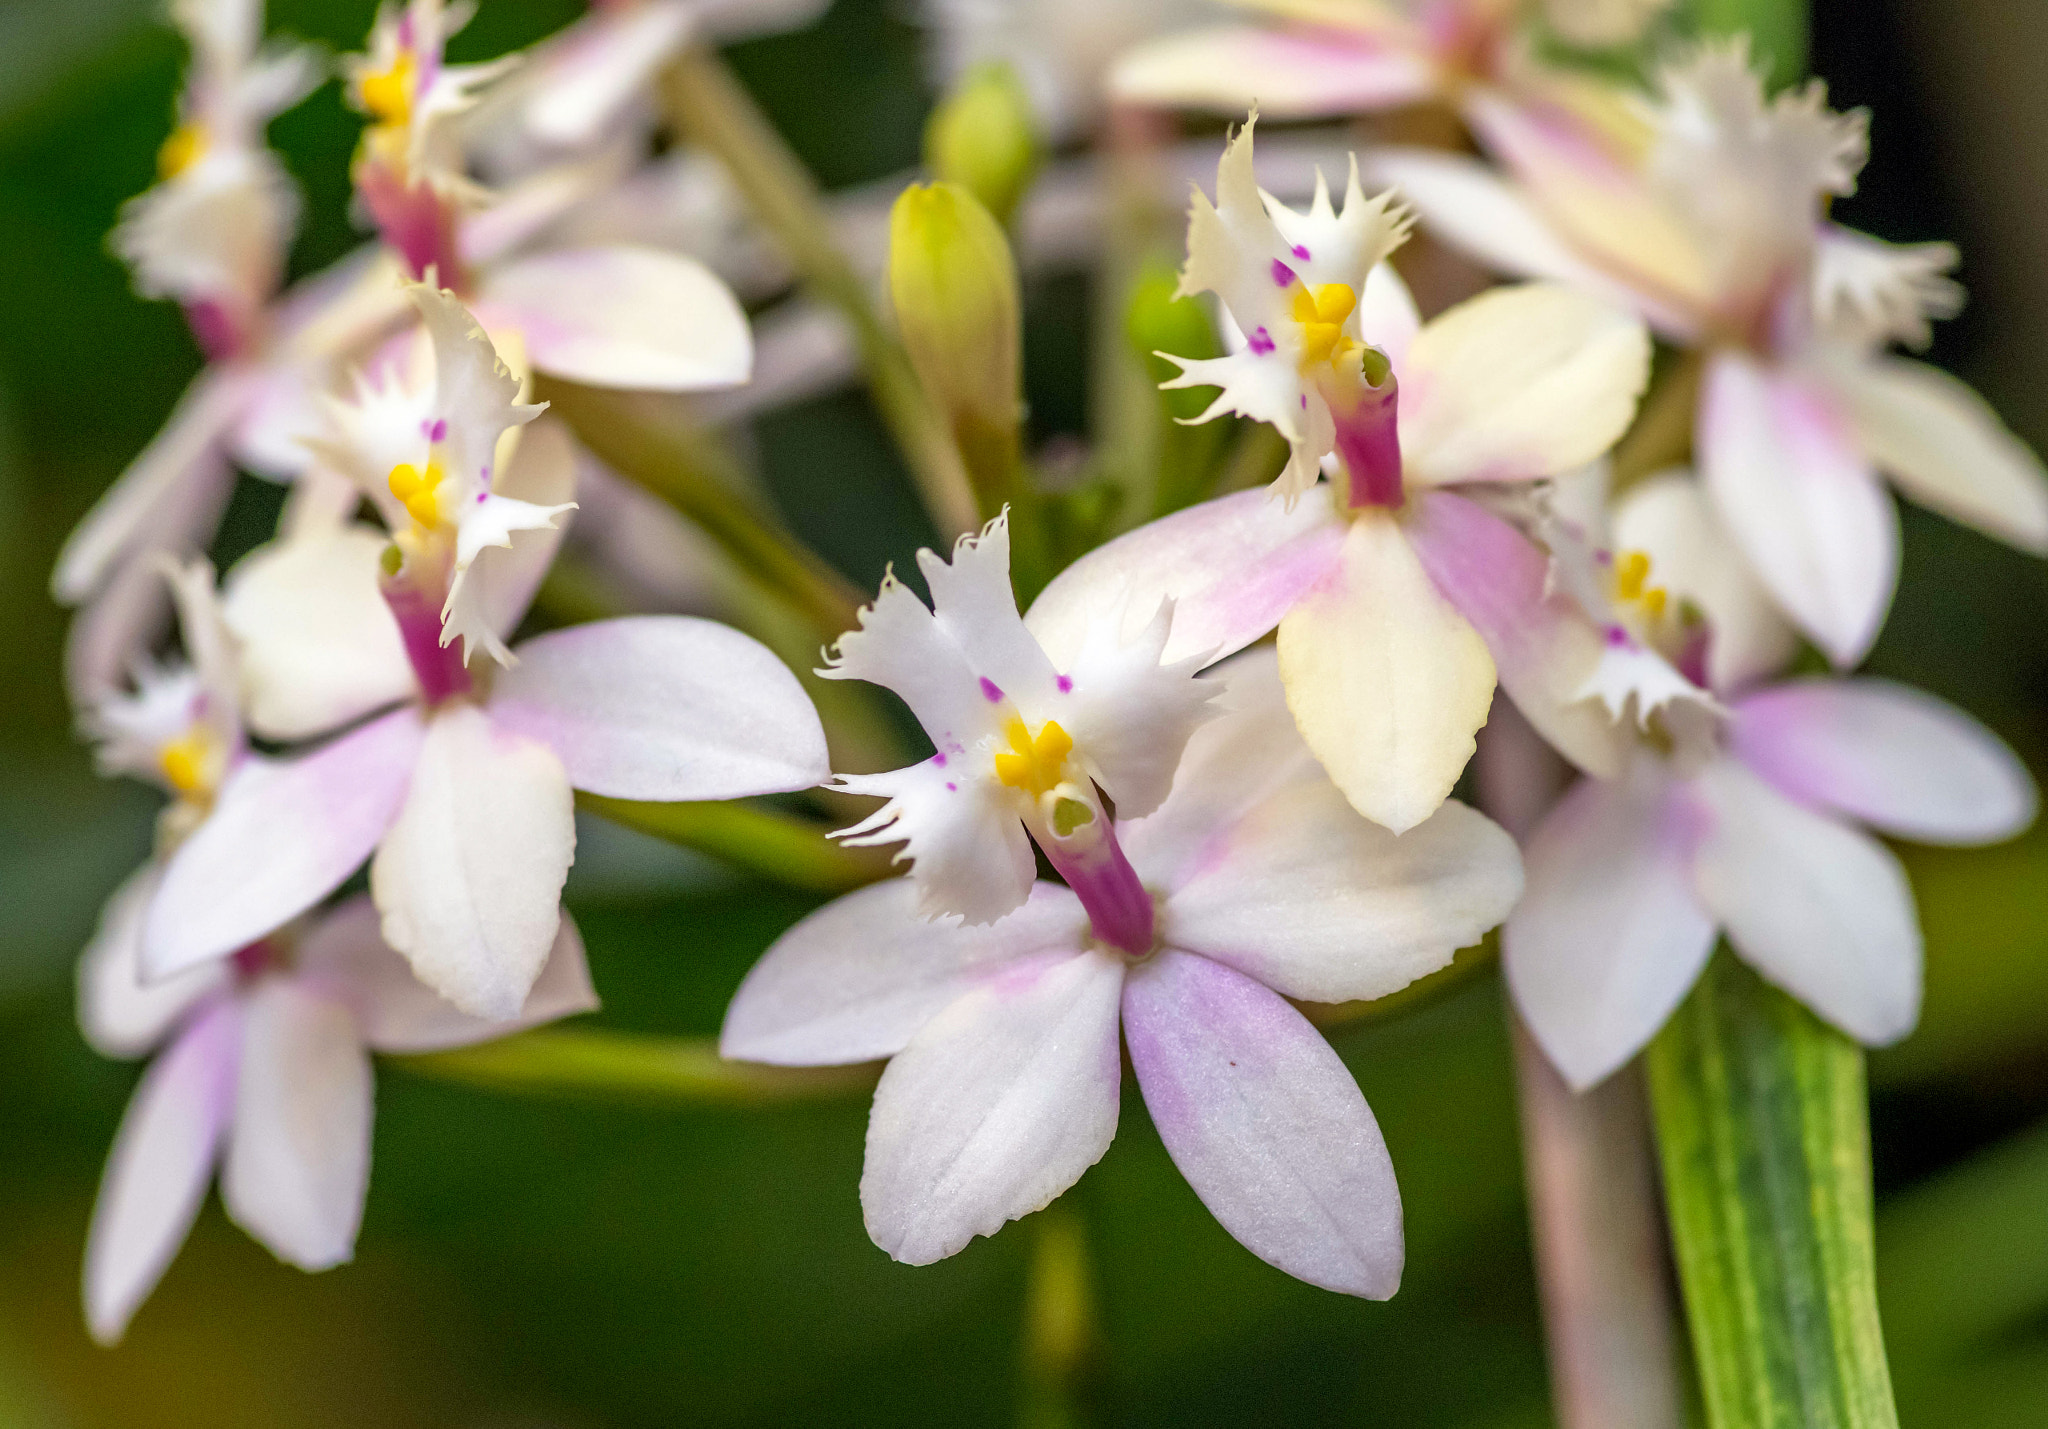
924,62,1042,227
1125,260,1219,422
888,181,1023,457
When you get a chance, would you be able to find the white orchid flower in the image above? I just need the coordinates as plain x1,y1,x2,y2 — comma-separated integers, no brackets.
725,644,1522,1289
79,894,597,1344
1370,39,2048,665
1029,118,1651,833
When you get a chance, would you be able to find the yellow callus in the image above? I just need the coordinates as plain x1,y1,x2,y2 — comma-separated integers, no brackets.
359,50,416,127
158,729,215,798
993,716,1074,797
1292,282,1359,370
388,460,446,528
157,122,208,180
1613,549,1668,619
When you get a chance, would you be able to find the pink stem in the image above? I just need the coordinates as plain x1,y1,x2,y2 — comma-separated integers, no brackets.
1334,374,1403,509
381,570,472,705
1043,823,1154,956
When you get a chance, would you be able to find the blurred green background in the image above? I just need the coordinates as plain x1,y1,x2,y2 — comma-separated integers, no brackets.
2,0,2046,1423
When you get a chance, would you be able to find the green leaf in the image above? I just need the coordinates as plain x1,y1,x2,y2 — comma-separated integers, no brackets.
1688,0,1809,87
1647,951,1900,1429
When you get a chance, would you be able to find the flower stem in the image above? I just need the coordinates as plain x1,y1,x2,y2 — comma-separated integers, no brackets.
1019,1205,1102,1429
661,46,982,538
578,791,894,892
392,1027,876,1105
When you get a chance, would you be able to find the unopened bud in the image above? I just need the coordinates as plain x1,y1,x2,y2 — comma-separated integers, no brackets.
1126,260,1220,422
889,181,1022,442
925,63,1043,227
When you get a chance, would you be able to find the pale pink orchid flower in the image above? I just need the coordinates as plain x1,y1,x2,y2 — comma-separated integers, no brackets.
724,643,1522,1290
1500,470,2038,1090
139,291,830,1020
1028,118,1650,833
80,893,597,1345
1366,40,2048,666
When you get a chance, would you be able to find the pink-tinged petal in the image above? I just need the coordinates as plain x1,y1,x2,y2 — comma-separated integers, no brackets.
1110,25,1435,118
861,949,1124,1265
1504,766,1716,1091
1699,352,1898,667
493,616,828,800
297,895,598,1053
1833,355,2048,555
1732,678,2036,847
1165,783,1521,1003
1122,949,1402,1299
722,879,1088,1066
78,866,228,1060
220,980,372,1272
1024,487,1345,672
1278,509,1496,834
1691,757,1921,1045
478,245,751,392
84,999,239,1345
370,705,577,1020
833,758,1039,926
143,707,428,981
1405,490,1627,778
519,0,695,149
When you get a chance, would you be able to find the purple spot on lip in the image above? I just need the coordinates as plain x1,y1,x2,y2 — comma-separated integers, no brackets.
1300,394,1308,410
1271,259,1297,288
1293,244,1311,260
476,492,487,503
429,419,447,442
979,677,1003,702
945,782,957,792
1057,675,1073,693
933,752,947,767
1247,326,1275,356
1605,625,1630,648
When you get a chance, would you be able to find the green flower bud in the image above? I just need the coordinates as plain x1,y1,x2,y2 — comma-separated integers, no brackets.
924,62,1042,228
888,181,1023,447
1125,259,1220,423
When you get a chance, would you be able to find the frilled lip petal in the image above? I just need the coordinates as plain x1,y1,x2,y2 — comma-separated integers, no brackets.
721,879,1090,1066
143,706,428,982
860,948,1125,1266
1730,679,2037,847
1699,352,1898,668
1122,950,1404,1299
1025,488,1344,673
477,245,753,392
832,759,1039,927
1110,24,1436,118
488,616,830,800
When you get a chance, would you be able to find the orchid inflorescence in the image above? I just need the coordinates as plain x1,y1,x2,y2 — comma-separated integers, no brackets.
59,0,2044,1408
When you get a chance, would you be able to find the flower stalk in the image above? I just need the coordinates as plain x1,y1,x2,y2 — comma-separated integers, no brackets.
577,791,894,892
395,1027,878,1105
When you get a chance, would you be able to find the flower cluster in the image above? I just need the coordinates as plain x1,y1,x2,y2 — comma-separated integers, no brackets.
58,0,2044,1371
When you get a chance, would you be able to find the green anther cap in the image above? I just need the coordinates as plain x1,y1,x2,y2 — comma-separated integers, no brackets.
888,181,1022,436
924,62,1042,228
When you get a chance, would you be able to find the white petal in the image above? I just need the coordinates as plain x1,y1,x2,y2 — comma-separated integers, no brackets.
84,1001,239,1345
1164,788,1521,1004
1731,679,2037,847
1504,766,1717,1092
722,879,1089,1065
222,524,417,742
1277,509,1496,833
143,707,428,981
220,980,372,1271
461,414,580,651
410,284,546,509
1053,598,1219,821
1356,261,1420,369
1109,25,1434,118
1122,950,1403,1299
78,866,227,1060
520,1,695,148
1833,355,2048,555
1699,352,1897,667
1398,283,1651,487
1023,487,1345,671
1691,757,1921,1045
443,491,575,668
490,615,828,800
369,704,577,1020
833,757,1038,926
478,245,752,392
861,948,1124,1265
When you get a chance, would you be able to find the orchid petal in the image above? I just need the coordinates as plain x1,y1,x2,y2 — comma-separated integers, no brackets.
861,949,1124,1265
1123,950,1403,1299
1731,679,2037,846
1110,25,1434,118
833,758,1038,926
370,704,576,1021
490,616,829,800
465,414,579,646
78,867,227,1060
1054,597,1219,821
1691,757,1921,1046
722,879,1089,1065
520,0,695,148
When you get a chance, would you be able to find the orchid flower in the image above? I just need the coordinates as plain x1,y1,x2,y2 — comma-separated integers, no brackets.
1370,40,2048,665
726,640,1522,1289
1028,118,1651,832
112,0,322,361
1499,470,2039,1089
80,893,597,1344
137,290,832,1019
1111,0,1669,131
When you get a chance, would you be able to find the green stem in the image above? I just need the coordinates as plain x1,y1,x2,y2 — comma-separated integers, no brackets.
661,46,981,538
1647,951,1900,1429
578,791,892,892
393,1027,876,1105
1019,1206,1101,1429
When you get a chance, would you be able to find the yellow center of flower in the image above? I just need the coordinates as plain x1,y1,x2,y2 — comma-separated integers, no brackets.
388,459,448,529
360,50,416,127
1613,550,1669,620
1292,282,1359,370
157,122,208,180
993,716,1072,795
158,728,216,798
